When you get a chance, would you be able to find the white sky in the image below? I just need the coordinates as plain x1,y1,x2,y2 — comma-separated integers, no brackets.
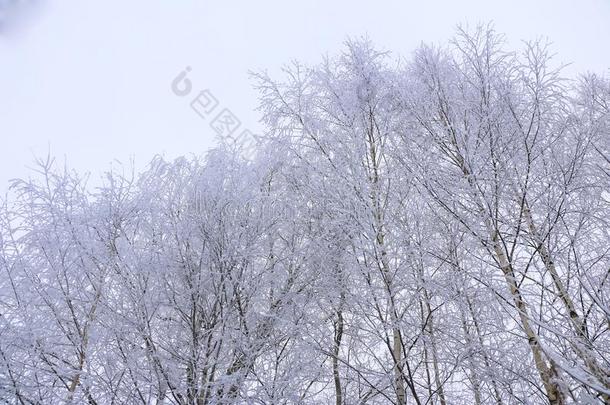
1,0,609,192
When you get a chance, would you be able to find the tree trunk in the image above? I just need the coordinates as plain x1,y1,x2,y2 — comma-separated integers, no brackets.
522,201,610,399
333,310,344,405
491,235,566,405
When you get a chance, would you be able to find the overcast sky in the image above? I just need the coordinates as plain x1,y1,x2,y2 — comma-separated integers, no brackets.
1,0,609,192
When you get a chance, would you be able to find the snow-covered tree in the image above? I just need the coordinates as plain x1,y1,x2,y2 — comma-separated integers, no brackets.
1,26,609,404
